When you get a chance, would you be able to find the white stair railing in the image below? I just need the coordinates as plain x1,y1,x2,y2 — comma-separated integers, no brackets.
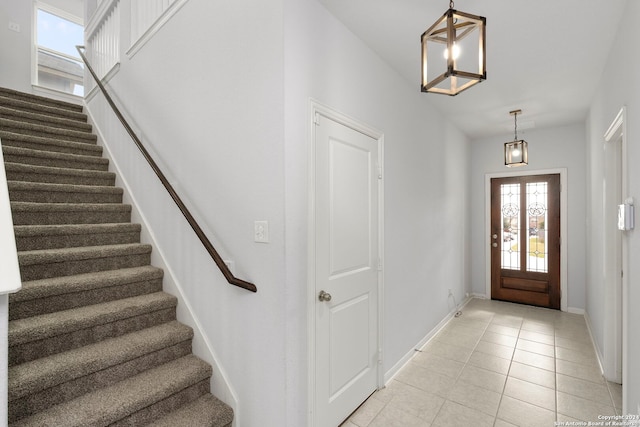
0,136,22,427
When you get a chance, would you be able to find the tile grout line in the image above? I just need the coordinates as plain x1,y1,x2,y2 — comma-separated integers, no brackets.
491,315,521,427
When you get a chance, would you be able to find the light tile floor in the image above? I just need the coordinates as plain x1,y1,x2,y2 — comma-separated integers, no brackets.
341,298,624,427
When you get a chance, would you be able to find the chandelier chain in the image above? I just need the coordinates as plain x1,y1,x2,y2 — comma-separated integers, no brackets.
514,111,518,140
449,0,454,9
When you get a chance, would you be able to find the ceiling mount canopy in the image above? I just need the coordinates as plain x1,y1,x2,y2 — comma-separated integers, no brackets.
504,109,529,167
421,0,486,96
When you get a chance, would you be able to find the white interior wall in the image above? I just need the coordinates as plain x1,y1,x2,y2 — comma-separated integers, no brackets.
0,0,35,93
587,0,640,414
469,124,587,311
284,0,471,424
0,0,83,101
85,1,287,426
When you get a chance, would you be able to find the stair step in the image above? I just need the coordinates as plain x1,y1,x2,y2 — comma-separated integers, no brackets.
10,355,211,427
9,292,177,365
10,265,163,320
18,243,152,281
4,162,116,186
151,393,234,427
0,87,84,113
0,96,86,123
2,145,109,171
14,223,141,251
3,87,233,426
0,105,92,133
8,181,123,204
9,321,193,422
0,118,97,144
10,202,131,225
0,131,101,157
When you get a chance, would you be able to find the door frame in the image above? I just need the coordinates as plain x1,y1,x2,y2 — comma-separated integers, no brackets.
484,168,568,312
307,100,385,427
603,106,628,408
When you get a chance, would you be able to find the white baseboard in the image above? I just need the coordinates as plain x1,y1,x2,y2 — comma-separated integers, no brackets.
584,311,605,378
567,307,585,315
383,297,473,384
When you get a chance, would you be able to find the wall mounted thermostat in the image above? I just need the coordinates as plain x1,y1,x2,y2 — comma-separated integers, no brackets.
618,198,635,231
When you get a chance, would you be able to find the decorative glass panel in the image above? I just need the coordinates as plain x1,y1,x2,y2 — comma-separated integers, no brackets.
526,182,548,272
501,184,520,270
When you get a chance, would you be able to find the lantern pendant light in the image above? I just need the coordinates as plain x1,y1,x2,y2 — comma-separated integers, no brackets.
504,110,528,167
421,0,486,96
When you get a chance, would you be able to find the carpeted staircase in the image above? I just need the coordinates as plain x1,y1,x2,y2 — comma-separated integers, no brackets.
0,87,234,426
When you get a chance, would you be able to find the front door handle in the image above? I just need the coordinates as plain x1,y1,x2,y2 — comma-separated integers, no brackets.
318,290,332,302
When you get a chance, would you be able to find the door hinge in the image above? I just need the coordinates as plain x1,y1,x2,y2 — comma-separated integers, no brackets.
377,258,383,271
378,349,383,364
314,112,320,126
377,165,382,180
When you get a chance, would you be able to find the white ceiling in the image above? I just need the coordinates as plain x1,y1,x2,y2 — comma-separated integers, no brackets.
316,0,628,138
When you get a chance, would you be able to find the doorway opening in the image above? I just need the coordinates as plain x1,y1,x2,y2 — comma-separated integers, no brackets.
490,174,561,309
484,169,568,312
307,101,384,427
603,107,628,408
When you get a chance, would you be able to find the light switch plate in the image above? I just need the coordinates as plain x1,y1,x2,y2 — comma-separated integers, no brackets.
8,22,20,32
254,221,269,243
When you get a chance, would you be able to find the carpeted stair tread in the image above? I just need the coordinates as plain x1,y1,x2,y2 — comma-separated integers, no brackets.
9,321,193,401
10,201,132,225
0,105,92,133
18,242,152,281
0,117,97,144
8,181,123,204
0,96,86,122
150,393,234,427
4,162,116,186
0,87,84,112
14,223,141,251
12,264,161,302
9,291,177,347
0,131,102,157
9,265,163,320
2,145,109,171
3,87,234,425
10,355,211,427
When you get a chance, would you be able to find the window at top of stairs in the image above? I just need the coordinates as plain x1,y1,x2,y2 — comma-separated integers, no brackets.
35,5,85,97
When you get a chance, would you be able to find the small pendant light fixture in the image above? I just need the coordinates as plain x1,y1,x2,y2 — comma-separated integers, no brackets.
421,0,486,96
504,109,528,167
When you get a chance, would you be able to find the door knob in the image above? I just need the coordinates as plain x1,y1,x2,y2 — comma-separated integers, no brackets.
318,290,332,302
492,242,498,247
492,234,498,239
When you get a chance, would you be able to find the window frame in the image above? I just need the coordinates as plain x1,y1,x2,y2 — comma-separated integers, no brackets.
32,1,85,96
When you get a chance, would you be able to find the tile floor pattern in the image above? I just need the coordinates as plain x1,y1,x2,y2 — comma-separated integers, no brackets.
341,298,624,427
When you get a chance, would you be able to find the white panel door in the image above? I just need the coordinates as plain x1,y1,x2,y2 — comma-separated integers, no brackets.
314,113,379,427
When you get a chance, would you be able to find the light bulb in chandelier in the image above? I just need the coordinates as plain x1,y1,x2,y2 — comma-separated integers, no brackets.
443,43,461,60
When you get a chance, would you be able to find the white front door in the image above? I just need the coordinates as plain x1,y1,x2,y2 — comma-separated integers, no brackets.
313,111,380,427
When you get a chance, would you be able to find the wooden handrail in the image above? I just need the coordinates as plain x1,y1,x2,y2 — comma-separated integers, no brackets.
77,46,257,293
